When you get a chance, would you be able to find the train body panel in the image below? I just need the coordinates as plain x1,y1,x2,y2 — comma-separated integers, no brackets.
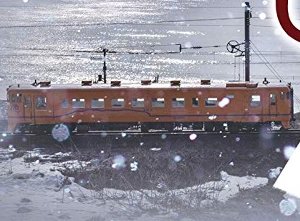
6,81,293,133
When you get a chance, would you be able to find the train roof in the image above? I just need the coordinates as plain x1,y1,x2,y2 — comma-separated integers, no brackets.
7,80,291,91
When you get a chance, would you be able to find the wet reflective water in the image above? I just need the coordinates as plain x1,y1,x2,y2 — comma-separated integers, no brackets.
1,0,300,111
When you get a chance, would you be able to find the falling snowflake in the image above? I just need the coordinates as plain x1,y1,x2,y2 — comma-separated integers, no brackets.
259,12,267,20
208,115,217,120
279,198,297,216
174,155,182,162
150,147,161,151
130,161,138,171
51,124,70,142
218,97,230,108
283,146,295,160
101,132,107,137
189,133,197,141
112,155,126,169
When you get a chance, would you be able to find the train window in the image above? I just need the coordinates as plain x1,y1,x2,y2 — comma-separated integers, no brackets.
91,98,104,108
250,95,261,107
72,98,85,108
192,97,199,107
11,94,22,103
192,98,199,107
152,98,165,108
205,98,218,107
280,92,285,100
132,98,144,108
270,94,276,105
286,92,290,100
112,98,124,108
61,99,69,108
172,98,185,108
24,96,31,108
36,96,47,109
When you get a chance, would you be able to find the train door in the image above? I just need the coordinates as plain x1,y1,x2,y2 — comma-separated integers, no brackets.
33,95,49,124
247,94,263,120
23,95,33,123
269,93,277,116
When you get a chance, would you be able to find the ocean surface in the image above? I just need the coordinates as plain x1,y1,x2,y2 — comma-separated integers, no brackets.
1,0,300,110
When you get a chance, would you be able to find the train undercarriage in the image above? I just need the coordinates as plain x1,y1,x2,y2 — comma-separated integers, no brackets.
13,121,286,135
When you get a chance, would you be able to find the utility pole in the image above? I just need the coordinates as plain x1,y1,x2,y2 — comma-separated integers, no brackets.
103,49,107,84
244,2,251,82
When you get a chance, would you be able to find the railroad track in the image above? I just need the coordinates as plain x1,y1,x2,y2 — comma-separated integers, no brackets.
1,129,300,137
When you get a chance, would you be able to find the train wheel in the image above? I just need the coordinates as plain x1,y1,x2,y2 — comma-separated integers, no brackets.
164,123,174,132
140,124,149,133
192,123,204,130
258,123,271,133
51,124,71,142
66,124,76,133
15,124,29,134
214,123,225,132
227,123,240,133
30,125,52,134
76,124,90,133
205,123,214,132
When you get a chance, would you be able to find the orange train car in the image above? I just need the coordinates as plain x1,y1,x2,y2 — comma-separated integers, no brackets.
6,80,294,134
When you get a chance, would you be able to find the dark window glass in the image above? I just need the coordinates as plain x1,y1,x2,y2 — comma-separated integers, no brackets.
250,95,261,107
112,98,124,108
270,94,276,105
152,98,165,108
92,98,104,108
61,99,69,108
36,96,47,109
132,98,144,108
205,98,218,107
192,98,199,107
72,98,85,108
24,96,31,108
172,98,185,108
11,94,22,103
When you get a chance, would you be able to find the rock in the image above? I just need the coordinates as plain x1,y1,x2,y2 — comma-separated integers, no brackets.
17,207,32,213
58,214,71,220
12,173,32,179
85,216,105,221
20,198,31,203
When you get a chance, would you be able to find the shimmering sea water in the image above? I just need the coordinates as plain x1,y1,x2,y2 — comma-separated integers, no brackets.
0,0,300,110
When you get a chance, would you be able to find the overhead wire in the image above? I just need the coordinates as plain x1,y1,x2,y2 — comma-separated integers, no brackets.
251,41,300,107
2,44,300,62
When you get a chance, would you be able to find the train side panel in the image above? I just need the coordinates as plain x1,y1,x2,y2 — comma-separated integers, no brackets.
7,84,293,133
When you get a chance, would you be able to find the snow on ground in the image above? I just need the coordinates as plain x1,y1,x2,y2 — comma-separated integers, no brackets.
0,156,270,221
0,157,112,221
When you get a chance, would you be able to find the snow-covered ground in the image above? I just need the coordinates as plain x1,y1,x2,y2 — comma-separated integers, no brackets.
0,142,299,221
0,156,275,221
